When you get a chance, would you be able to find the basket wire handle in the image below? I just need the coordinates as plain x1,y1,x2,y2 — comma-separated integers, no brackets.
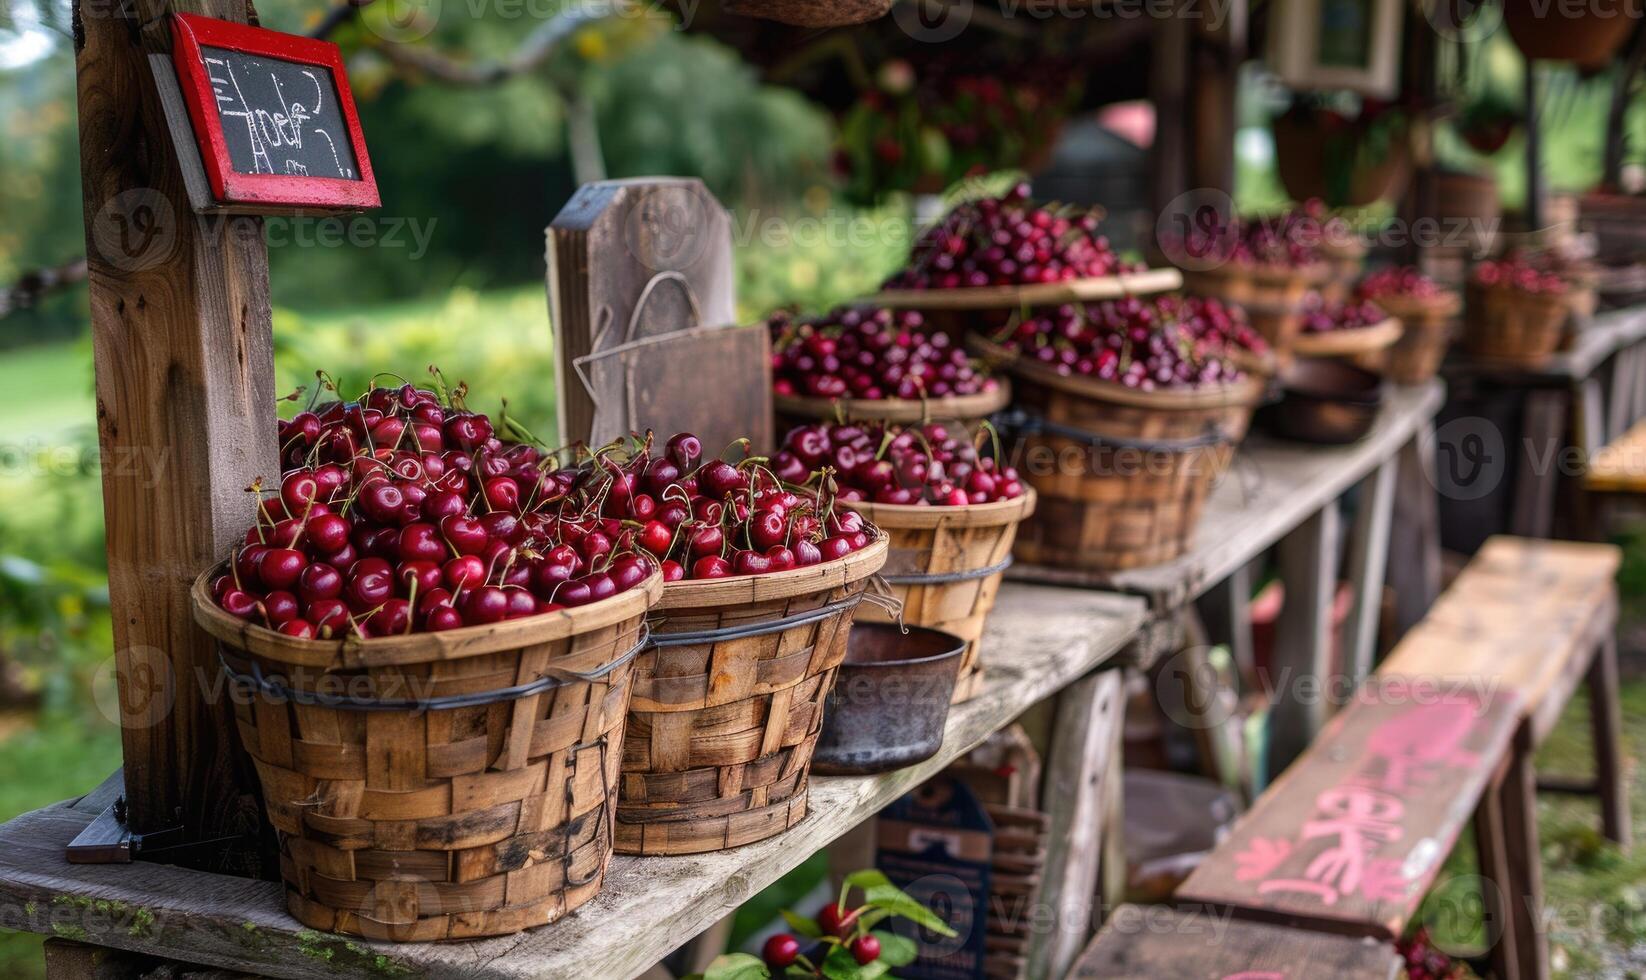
646,593,869,647
570,270,705,412
219,623,649,712
995,405,1232,452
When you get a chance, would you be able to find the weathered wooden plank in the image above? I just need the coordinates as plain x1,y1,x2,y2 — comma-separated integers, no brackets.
76,0,281,848
1027,669,1125,979
1389,426,1442,639
1009,381,1444,612
1177,678,1522,941
1510,389,1569,539
1067,904,1399,979
0,585,1146,980
1589,633,1631,850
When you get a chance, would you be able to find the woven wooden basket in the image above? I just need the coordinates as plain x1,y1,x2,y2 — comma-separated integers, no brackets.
1358,291,1461,383
1462,281,1569,367
774,381,1011,432
1290,316,1401,359
841,492,1036,704
1183,263,1327,358
190,566,663,942
1006,361,1263,570
616,534,889,855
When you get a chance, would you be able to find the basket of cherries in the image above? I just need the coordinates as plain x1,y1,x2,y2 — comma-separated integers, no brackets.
1355,267,1460,383
773,419,1033,703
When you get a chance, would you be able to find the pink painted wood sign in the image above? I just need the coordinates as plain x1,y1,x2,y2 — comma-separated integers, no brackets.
1176,679,1520,939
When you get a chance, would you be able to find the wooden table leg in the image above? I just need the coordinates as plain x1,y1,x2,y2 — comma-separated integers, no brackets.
1195,560,1257,688
1028,668,1126,980
1267,502,1341,780
1589,632,1632,851
1474,759,1523,980
1341,455,1398,684
1502,724,1551,980
1512,389,1571,539
1391,426,1442,639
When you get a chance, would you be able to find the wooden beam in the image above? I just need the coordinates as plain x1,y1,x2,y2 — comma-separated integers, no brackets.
1341,456,1397,682
1390,426,1441,638
1589,632,1631,850
1511,389,1569,538
75,0,279,851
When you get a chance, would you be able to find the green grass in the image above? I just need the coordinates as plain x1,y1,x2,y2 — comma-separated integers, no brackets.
0,340,95,444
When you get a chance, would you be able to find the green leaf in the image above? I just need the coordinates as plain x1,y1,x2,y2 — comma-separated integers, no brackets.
870,931,919,968
702,953,770,980
781,908,824,939
842,869,894,893
820,944,868,980
863,884,958,938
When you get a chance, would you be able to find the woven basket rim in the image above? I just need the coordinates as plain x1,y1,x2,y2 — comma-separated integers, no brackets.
1467,279,1572,309
842,486,1037,529
867,267,1182,310
1369,291,1462,317
992,341,1267,410
191,563,662,669
1291,317,1403,357
1184,260,1331,287
655,530,889,610
774,380,1011,424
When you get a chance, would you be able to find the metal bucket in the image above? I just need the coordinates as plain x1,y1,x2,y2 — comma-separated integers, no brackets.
812,623,966,775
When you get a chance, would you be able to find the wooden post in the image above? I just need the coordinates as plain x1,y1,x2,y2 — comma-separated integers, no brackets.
74,0,278,852
1390,426,1441,638
1524,61,1546,232
1340,456,1397,683
1149,9,1191,215
1028,669,1126,980
1268,502,1341,778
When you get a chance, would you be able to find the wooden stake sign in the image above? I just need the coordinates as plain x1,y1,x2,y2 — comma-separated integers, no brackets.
547,178,771,457
71,0,280,867
161,13,378,214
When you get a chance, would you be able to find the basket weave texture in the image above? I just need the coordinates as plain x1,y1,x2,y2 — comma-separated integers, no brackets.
616,535,889,855
1359,292,1460,383
843,493,1035,703
1462,281,1568,367
1008,365,1261,570
191,566,662,941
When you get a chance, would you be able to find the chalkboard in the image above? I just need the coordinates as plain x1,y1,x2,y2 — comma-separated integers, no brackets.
198,46,360,180
168,14,378,213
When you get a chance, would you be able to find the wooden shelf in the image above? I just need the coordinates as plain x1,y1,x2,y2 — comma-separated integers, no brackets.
1010,380,1445,612
0,584,1144,980
1447,308,1646,383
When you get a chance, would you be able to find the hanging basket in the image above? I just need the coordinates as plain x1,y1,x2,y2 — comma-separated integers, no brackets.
1358,292,1462,383
1462,282,1569,367
841,491,1036,704
1004,360,1263,571
190,565,663,942
1503,0,1642,69
616,534,889,855
1272,115,1411,208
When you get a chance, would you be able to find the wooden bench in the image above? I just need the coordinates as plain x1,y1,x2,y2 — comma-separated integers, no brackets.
1175,678,1529,967
1378,535,1628,847
1584,417,1646,495
1066,904,1398,979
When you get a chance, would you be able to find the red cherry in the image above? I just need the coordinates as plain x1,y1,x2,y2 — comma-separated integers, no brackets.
398,522,446,563
221,588,259,619
258,548,306,591
443,555,486,592
660,560,685,582
502,586,538,619
307,598,350,636
638,520,674,556
277,619,317,640
367,598,412,636
818,903,853,937
731,550,772,576
357,481,405,524
691,555,732,579
426,606,464,631
344,567,394,612
762,934,801,969
665,432,702,469
422,489,466,521
459,586,508,624
280,470,320,515
297,563,343,603
307,513,351,554
396,560,444,596
440,515,488,556
851,934,880,965
483,476,521,512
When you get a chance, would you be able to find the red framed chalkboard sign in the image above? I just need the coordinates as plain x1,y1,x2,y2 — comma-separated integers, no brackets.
167,13,378,213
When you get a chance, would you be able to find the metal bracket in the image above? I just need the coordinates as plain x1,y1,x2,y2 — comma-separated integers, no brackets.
65,796,184,864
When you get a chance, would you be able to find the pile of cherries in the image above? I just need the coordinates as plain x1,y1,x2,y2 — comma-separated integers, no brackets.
992,296,1244,390
884,182,1137,290
1473,256,1567,295
1172,201,1341,270
1396,928,1472,980
593,437,877,580
1300,294,1388,333
218,384,662,639
216,381,874,639
1158,293,1268,357
768,306,999,401
1356,265,1447,302
773,421,1025,506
